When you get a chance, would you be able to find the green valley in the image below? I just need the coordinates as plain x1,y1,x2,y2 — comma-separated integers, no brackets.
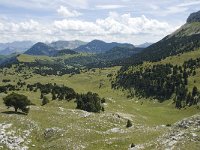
0,5,200,150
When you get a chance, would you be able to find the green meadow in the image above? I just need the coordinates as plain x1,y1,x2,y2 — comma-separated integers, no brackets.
0,53,199,149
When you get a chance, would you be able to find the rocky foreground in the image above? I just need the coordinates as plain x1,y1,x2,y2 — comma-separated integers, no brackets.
130,114,200,149
0,110,199,150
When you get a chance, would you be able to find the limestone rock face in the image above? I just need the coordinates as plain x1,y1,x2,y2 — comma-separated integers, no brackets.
187,10,200,23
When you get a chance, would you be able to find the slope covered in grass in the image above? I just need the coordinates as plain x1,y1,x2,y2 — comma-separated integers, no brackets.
0,65,199,150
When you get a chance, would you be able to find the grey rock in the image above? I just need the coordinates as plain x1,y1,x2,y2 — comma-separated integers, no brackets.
44,127,63,139
187,10,200,23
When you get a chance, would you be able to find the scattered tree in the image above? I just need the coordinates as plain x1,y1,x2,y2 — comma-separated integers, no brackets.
76,92,103,113
3,93,31,114
42,96,49,106
126,119,132,128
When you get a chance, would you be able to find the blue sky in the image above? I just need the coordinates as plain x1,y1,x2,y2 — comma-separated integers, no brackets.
0,0,199,44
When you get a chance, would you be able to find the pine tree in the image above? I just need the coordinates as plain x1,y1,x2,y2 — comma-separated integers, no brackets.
192,86,198,97
42,96,49,106
126,120,132,128
40,93,44,99
52,91,56,100
186,92,192,105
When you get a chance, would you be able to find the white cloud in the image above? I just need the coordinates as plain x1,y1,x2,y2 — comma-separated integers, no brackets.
51,12,178,44
96,5,125,9
57,6,82,18
53,19,104,35
0,20,40,33
163,6,189,15
178,1,200,7
0,0,89,10
0,12,180,44
96,12,174,35
18,20,40,31
149,4,159,10
0,22,4,31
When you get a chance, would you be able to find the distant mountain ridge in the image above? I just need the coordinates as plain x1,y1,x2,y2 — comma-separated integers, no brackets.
24,42,57,56
0,41,34,55
136,42,153,48
24,40,135,56
74,40,135,53
49,40,87,50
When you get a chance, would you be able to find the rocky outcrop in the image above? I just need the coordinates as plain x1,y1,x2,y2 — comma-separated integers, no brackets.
133,114,200,150
44,127,63,139
0,123,31,150
187,10,200,23
157,114,200,149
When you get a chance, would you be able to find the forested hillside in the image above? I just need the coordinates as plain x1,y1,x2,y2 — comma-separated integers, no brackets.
113,11,200,108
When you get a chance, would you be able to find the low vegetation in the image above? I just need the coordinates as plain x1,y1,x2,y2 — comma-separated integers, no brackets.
3,92,31,114
76,92,104,113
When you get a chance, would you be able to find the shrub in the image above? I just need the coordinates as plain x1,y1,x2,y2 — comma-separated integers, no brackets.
166,124,171,127
76,92,103,113
42,96,49,106
126,119,132,128
101,98,106,103
131,143,135,148
3,92,31,114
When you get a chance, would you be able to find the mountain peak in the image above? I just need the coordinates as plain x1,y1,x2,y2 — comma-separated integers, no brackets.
49,40,87,50
187,10,200,23
90,39,106,43
24,42,56,56
75,40,134,53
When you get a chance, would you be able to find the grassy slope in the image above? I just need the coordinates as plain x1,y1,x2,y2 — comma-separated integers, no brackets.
0,50,200,149
126,48,200,92
169,22,200,38
17,53,91,63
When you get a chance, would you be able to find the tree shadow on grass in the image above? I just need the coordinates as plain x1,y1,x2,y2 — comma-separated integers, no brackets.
1,111,27,115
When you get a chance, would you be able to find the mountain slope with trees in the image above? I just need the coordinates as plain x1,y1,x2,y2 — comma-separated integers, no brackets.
24,42,57,56
113,10,200,108
118,11,200,67
49,40,87,50
74,39,135,53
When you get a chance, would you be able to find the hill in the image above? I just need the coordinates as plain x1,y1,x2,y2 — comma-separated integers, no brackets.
113,10,200,108
49,40,87,50
113,11,200,106
86,47,143,68
74,40,135,53
187,10,200,23
0,54,19,67
63,46,143,68
53,49,78,57
24,42,57,56
100,46,143,60
118,11,200,67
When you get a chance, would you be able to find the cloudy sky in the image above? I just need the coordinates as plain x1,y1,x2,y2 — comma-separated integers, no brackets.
0,0,199,44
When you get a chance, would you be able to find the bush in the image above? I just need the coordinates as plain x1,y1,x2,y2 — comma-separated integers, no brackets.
131,143,135,148
126,119,132,128
166,124,171,127
101,107,105,112
101,98,106,103
76,92,103,113
42,96,49,106
3,92,31,114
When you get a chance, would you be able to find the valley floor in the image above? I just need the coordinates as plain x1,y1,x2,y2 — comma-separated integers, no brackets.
0,66,199,150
